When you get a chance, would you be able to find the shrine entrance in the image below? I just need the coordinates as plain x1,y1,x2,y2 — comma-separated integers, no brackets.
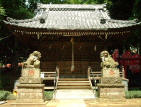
40,37,102,78
58,61,88,78
58,38,88,78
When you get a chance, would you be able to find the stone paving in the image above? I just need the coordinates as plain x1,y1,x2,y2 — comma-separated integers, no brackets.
46,99,141,107
55,89,96,99
1,89,141,107
1,99,141,107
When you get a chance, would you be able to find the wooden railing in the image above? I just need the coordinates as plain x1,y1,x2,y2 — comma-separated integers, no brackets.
55,66,59,90
41,66,59,91
88,66,94,89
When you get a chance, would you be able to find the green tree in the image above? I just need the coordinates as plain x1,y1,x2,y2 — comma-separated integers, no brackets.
108,0,134,20
40,0,108,4
0,6,5,16
0,1,6,40
1,0,34,19
132,0,141,20
131,0,141,52
64,0,84,4
40,0,65,4
0,0,5,21
0,0,5,89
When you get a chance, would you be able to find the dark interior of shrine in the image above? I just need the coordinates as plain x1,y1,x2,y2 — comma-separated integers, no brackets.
13,34,125,78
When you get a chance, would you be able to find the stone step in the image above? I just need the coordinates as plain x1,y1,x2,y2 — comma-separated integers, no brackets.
57,78,91,89
59,78,89,81
44,86,54,90
58,82,90,85
57,85,91,89
58,80,90,82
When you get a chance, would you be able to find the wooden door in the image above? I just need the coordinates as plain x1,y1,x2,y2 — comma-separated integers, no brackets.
58,61,88,78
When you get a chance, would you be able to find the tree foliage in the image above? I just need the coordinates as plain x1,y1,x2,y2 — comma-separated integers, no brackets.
40,0,108,4
1,0,140,20
0,6,5,16
107,0,134,20
132,0,141,20
0,0,5,21
1,0,34,19
130,0,141,48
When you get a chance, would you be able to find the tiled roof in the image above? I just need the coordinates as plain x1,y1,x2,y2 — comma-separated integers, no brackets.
4,3,141,30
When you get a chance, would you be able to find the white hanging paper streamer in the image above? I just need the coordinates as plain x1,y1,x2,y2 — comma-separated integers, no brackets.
71,38,75,72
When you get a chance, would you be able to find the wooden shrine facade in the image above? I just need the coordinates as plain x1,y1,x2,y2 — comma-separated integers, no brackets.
4,3,141,78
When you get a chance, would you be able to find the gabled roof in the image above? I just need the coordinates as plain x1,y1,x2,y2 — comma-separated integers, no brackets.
4,3,141,30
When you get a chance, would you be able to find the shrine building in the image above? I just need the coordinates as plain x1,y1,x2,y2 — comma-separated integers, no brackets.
4,3,141,78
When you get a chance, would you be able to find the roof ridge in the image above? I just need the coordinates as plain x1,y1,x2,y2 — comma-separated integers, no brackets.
4,4,140,30
6,17,39,23
107,19,140,24
37,3,107,10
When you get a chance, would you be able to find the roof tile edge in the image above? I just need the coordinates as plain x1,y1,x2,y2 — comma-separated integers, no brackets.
37,3,106,10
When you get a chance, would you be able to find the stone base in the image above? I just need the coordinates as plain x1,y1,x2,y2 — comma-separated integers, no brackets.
98,84,125,99
19,77,42,84
21,68,40,78
102,68,120,77
16,84,45,103
101,77,122,84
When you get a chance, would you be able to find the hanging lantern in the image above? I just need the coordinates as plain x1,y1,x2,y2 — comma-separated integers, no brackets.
2,65,5,68
6,64,11,68
18,62,23,67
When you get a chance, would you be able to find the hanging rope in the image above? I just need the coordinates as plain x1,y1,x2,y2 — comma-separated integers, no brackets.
94,44,97,51
70,37,74,72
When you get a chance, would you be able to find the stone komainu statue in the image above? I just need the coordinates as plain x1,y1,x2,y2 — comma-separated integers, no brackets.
100,50,118,68
23,51,41,68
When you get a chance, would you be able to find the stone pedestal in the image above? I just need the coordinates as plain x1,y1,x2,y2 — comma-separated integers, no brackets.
16,84,44,103
21,68,41,78
15,67,45,104
98,68,125,99
98,82,125,99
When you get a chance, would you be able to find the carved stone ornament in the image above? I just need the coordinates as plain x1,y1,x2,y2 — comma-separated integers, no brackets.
23,51,41,69
98,50,125,99
100,50,119,68
20,51,42,83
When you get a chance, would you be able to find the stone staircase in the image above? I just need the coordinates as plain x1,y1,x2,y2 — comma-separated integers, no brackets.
57,78,91,89
55,78,95,99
